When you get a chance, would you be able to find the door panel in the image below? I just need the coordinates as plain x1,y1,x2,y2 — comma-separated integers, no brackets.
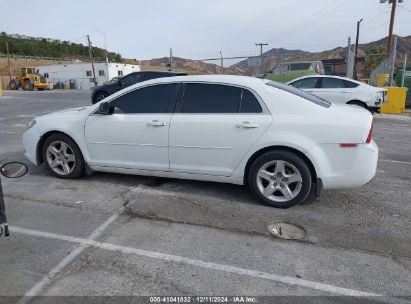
85,83,179,171
169,114,271,176
85,114,171,170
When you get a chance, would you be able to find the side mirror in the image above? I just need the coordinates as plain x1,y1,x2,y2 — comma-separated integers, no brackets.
0,162,28,178
96,101,112,115
118,81,126,88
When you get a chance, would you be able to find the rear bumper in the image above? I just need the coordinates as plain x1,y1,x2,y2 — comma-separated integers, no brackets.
309,141,378,189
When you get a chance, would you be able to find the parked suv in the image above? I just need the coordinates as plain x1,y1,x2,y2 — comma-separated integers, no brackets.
91,71,186,104
257,61,324,83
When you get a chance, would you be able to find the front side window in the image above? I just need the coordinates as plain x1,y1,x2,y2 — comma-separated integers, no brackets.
111,83,177,114
321,77,345,88
181,83,242,113
290,77,318,89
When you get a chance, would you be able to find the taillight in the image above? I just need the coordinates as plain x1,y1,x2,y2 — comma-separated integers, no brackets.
366,121,373,144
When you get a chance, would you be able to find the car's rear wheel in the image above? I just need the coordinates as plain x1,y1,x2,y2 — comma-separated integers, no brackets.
42,133,85,179
93,91,107,104
249,150,312,208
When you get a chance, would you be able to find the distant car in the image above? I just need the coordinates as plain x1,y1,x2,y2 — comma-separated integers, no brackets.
287,75,387,112
91,71,186,104
23,75,378,208
257,61,325,83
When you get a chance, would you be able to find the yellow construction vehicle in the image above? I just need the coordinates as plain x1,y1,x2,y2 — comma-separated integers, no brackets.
8,67,50,91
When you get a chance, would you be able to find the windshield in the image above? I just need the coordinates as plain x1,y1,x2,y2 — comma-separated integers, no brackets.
266,80,331,108
27,68,36,74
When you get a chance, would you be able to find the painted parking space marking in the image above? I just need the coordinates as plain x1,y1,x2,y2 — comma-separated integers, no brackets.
379,159,411,165
11,224,381,298
15,214,118,304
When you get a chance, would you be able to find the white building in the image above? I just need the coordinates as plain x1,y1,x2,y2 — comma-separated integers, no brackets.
36,62,140,90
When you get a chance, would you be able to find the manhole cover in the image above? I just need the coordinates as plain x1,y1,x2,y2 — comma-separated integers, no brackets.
267,222,306,240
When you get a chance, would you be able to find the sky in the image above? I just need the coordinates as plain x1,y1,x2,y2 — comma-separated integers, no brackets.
1,0,410,64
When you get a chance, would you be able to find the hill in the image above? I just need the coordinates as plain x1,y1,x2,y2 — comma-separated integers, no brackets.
231,35,411,75
0,32,122,62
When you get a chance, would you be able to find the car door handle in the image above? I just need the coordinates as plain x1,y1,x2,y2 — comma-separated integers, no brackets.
147,120,165,127
236,122,259,129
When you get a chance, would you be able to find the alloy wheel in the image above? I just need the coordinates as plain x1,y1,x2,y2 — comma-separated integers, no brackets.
46,141,76,175
256,160,303,203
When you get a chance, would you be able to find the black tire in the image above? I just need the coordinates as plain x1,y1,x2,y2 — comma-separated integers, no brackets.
37,88,45,91
347,100,367,109
23,80,34,91
8,80,19,90
248,150,312,208
42,133,85,179
93,91,107,104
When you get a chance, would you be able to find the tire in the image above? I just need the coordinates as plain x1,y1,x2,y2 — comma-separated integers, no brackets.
23,80,34,91
42,133,85,179
347,100,367,109
93,91,107,104
8,80,19,90
37,88,45,91
248,150,312,208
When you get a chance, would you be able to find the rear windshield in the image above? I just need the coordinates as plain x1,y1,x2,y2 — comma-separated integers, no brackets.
266,81,331,108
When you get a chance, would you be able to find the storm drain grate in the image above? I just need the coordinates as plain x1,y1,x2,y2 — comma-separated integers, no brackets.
267,222,306,240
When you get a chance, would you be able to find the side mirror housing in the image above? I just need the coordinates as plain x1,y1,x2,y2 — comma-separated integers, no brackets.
0,162,28,178
118,81,126,88
96,101,112,115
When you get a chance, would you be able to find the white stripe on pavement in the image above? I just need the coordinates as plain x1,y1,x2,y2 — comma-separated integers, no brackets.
11,224,381,298
15,214,118,304
379,159,411,165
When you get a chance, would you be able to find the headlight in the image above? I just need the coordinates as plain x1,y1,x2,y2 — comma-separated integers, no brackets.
26,119,36,130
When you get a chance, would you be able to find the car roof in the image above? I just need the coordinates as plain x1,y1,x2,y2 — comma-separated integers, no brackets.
131,74,270,87
287,74,364,85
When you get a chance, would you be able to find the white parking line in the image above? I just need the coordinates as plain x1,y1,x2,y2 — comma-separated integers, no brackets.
15,214,118,304
379,159,411,165
0,130,16,134
11,224,381,297
377,128,411,132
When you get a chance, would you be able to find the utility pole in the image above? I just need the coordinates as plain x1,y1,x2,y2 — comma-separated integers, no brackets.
355,19,363,57
255,43,268,74
220,51,224,74
86,35,97,87
5,41,11,82
385,0,398,55
169,48,173,71
401,53,407,87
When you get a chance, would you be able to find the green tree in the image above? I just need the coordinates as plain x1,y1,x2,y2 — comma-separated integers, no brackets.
364,45,387,77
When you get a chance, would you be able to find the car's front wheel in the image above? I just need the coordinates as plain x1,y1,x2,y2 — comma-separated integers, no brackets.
249,150,312,208
42,133,85,179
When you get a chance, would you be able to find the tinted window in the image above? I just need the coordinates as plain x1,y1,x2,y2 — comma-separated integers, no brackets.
121,73,141,86
321,77,345,88
290,77,318,89
240,89,262,113
343,80,360,88
182,83,241,113
112,84,177,113
289,63,311,71
266,81,330,108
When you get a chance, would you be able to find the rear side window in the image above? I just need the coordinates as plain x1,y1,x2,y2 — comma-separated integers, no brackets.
240,89,262,113
343,80,360,88
290,77,318,89
181,83,241,113
321,77,345,88
112,83,177,113
266,81,330,108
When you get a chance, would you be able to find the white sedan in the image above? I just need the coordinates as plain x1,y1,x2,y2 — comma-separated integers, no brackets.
287,75,387,112
23,75,378,208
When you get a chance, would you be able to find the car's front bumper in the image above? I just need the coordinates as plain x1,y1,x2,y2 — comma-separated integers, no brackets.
22,127,41,165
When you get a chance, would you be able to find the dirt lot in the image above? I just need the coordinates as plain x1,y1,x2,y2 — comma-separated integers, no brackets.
0,90,410,303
